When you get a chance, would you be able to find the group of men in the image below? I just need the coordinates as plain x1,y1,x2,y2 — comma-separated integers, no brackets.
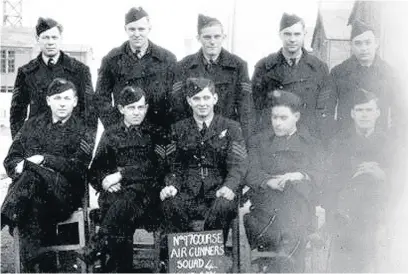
0,5,403,273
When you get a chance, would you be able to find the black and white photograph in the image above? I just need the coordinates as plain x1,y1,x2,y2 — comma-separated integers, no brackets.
1,0,407,273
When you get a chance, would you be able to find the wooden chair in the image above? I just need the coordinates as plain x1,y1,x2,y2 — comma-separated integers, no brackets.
13,177,92,273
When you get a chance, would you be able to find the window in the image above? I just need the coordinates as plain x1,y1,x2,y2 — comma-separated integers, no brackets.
1,49,16,73
0,86,13,93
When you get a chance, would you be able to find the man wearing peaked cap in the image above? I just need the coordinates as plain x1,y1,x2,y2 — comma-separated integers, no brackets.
252,12,335,143
1,78,93,271
9,17,97,140
331,19,402,137
244,88,324,272
161,77,247,251
84,85,166,272
324,88,394,272
95,6,177,138
169,13,255,141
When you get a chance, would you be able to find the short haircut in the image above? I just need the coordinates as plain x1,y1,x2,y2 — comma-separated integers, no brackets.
270,90,302,112
117,86,146,106
47,78,77,96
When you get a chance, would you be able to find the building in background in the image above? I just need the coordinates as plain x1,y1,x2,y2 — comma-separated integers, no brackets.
0,26,92,127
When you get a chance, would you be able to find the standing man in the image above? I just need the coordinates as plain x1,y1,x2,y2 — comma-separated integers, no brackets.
170,14,255,140
95,7,177,138
161,77,247,238
10,17,97,139
244,90,323,272
252,13,334,141
84,87,165,272
324,89,392,272
331,20,401,135
1,79,94,271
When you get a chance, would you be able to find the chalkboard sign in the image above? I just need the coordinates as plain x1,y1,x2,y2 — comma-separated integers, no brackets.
168,230,226,273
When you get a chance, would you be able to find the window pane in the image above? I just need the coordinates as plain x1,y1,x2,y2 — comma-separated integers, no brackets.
8,50,15,58
1,50,6,59
8,59,15,73
1,63,6,74
0,86,6,93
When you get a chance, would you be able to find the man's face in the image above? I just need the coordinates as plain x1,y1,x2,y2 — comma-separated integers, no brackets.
37,26,62,57
187,87,218,118
351,31,378,64
279,22,305,54
197,24,225,58
125,17,151,50
118,96,148,126
46,89,77,120
351,99,380,130
271,105,300,136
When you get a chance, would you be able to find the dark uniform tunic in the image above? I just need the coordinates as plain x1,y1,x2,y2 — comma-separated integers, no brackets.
88,121,164,272
244,128,323,272
1,113,93,264
162,115,247,234
252,49,334,140
331,55,400,134
95,41,177,134
170,49,255,140
325,128,391,272
10,52,97,139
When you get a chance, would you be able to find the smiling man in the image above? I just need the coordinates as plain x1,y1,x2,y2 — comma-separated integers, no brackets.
170,14,255,141
85,86,165,272
1,78,93,272
331,20,401,135
252,13,334,142
161,77,247,240
95,7,177,138
10,17,97,139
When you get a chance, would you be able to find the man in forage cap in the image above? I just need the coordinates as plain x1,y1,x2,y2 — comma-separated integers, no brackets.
244,89,324,272
331,19,403,137
95,6,177,142
252,12,335,144
324,88,394,272
9,17,97,139
169,13,255,142
1,78,94,271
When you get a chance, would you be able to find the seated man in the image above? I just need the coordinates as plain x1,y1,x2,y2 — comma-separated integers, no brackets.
244,90,323,273
85,86,165,272
160,77,247,237
1,78,94,271
324,88,391,272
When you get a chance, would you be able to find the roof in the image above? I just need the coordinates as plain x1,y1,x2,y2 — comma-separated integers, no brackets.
314,2,354,40
1,26,92,53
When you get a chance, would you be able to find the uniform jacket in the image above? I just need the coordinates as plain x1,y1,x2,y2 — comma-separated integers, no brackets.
252,48,334,139
2,113,94,220
165,115,247,199
10,51,97,139
331,55,400,133
170,49,255,140
245,127,324,229
95,41,177,132
89,121,165,200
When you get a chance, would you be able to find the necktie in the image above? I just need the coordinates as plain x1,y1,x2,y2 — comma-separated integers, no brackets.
48,58,55,67
135,50,141,59
206,59,215,72
290,58,297,67
200,122,207,137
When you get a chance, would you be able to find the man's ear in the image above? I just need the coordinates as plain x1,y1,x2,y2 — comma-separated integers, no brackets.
186,96,193,107
73,96,78,108
294,111,300,122
351,109,356,120
118,104,124,115
213,93,218,105
46,96,50,106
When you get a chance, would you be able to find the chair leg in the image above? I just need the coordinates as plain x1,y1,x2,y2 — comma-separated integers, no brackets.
231,216,240,273
153,231,161,273
13,227,22,273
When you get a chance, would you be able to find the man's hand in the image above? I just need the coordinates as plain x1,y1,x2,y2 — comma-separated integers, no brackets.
160,185,178,201
216,186,235,201
102,172,122,192
353,161,386,181
26,155,44,165
266,176,285,191
15,160,24,174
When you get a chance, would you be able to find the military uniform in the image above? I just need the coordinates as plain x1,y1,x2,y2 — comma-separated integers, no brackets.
162,115,247,234
252,49,334,140
331,55,400,133
244,127,323,272
325,128,391,272
95,41,177,132
10,52,97,138
1,113,93,266
170,49,255,140
88,121,165,272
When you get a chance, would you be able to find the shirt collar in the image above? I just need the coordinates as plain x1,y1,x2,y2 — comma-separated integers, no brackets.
356,127,375,138
282,50,302,66
202,50,220,65
193,112,215,130
128,41,150,58
51,114,71,125
42,51,61,65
